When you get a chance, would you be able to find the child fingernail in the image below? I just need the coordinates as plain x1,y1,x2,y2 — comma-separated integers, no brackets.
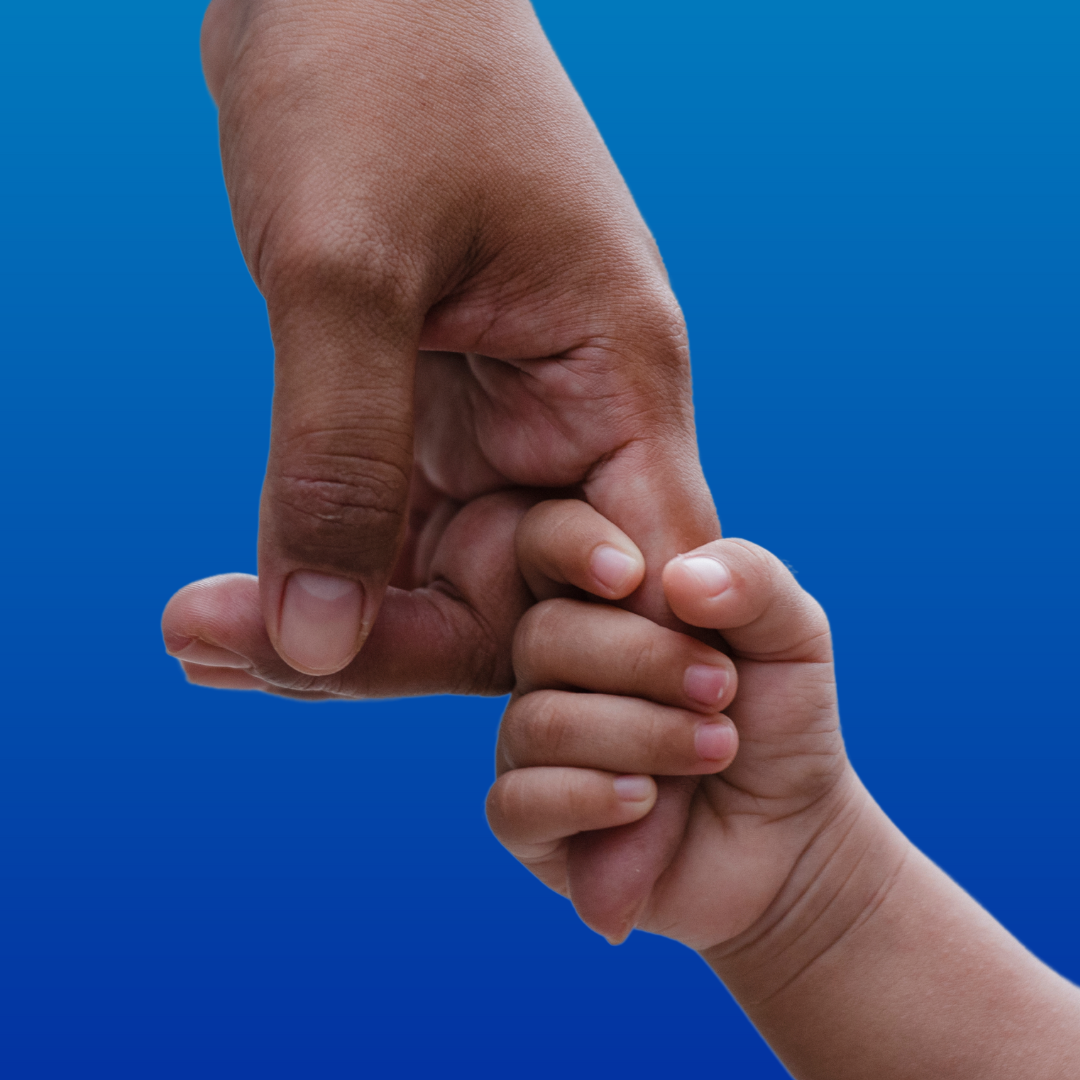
695,722,735,761
684,663,728,706
613,775,654,803
680,556,731,598
590,545,639,593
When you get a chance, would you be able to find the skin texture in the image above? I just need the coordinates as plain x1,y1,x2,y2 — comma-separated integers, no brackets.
491,501,1080,1077
182,0,717,681
166,0,722,929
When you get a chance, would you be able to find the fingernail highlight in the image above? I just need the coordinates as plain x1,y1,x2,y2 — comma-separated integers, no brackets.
684,663,728,706
278,571,363,674
681,556,731,598
171,639,250,669
613,775,654,803
695,722,735,761
590,545,639,594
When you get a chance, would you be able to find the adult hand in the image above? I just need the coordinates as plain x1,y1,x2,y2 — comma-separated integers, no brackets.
163,486,538,698
172,0,718,687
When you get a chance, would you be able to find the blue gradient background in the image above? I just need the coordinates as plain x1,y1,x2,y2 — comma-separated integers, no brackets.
2,1,1077,1076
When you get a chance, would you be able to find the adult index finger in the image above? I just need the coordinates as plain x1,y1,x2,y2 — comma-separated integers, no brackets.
516,499,645,601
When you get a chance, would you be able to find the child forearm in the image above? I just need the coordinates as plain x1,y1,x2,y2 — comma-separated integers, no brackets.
492,516,1080,1075
705,783,1080,1080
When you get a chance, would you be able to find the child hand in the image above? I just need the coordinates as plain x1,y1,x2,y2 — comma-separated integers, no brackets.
488,499,862,951
491,500,1080,1079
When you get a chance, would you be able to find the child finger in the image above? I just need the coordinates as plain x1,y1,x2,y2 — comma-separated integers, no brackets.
514,598,736,713
497,690,738,776
662,538,831,662
516,499,645,601
486,766,657,856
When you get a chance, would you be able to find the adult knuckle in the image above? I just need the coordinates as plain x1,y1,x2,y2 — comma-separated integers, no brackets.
416,582,509,698
520,500,579,564
460,614,509,696
263,221,415,324
270,435,409,565
524,499,572,535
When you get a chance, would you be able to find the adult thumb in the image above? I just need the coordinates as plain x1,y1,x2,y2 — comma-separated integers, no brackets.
258,272,417,676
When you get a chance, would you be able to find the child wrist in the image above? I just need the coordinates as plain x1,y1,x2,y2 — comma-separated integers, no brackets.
700,775,910,1003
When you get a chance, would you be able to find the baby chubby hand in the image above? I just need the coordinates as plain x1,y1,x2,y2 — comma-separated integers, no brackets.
489,501,863,952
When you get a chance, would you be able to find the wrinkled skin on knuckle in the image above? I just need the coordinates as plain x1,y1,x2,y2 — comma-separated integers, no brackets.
242,653,336,697
262,222,422,332
589,292,695,434
571,329,694,440
268,437,409,570
455,601,511,697
439,255,698,488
